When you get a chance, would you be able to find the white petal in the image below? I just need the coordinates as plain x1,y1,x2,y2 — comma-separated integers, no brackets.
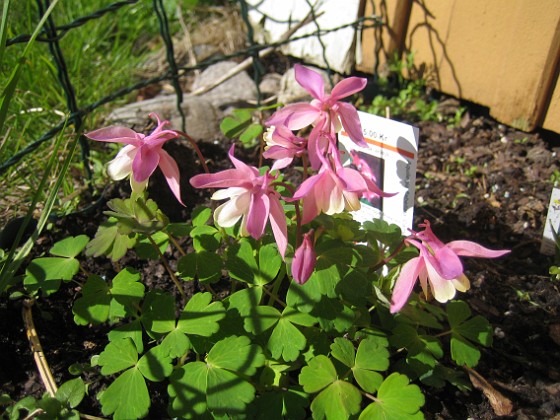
107,145,136,180
211,187,247,201
214,192,251,228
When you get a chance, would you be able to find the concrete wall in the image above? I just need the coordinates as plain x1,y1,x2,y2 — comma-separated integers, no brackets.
357,0,560,133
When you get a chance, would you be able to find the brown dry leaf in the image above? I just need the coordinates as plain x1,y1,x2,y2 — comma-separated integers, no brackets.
549,324,560,347
465,367,513,416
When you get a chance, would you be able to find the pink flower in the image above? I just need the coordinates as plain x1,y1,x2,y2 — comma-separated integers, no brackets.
292,230,316,284
266,64,367,146
350,151,396,201
85,113,183,205
189,145,287,257
292,164,368,224
263,125,307,170
390,220,510,313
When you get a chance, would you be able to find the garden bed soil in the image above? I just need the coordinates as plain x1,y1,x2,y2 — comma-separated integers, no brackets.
2,100,560,419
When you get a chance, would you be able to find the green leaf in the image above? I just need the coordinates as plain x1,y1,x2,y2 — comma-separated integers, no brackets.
191,206,212,227
450,335,481,367
137,345,173,382
447,300,492,367
244,305,281,335
108,320,144,354
299,355,337,393
72,275,110,325
177,251,222,283
50,235,89,258
55,377,85,408
85,218,136,261
353,338,390,392
160,328,191,358
239,123,263,144
226,287,263,317
310,380,362,420
220,108,253,138
250,388,308,420
98,338,138,376
169,336,265,418
207,335,265,375
226,239,259,285
31,257,78,281
99,367,149,419
206,367,256,414
142,290,176,334
331,338,355,368
190,225,220,252
134,231,169,259
359,373,424,419
110,267,144,317
168,362,210,419
268,316,307,362
256,242,282,285
178,292,226,336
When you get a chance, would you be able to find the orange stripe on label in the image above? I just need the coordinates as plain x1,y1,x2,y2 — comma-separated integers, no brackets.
341,131,416,159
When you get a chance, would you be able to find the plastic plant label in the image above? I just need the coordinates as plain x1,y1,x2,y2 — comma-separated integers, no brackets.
541,186,560,255
339,111,419,232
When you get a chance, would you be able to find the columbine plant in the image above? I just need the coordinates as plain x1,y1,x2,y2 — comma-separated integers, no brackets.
9,65,510,420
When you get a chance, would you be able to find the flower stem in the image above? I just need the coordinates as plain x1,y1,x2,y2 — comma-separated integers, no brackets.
369,240,406,272
166,232,187,256
147,234,186,301
174,130,210,174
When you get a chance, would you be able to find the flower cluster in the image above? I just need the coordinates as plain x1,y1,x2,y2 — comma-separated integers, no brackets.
86,65,510,312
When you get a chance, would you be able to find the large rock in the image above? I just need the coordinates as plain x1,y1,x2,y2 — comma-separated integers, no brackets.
107,95,219,141
190,61,258,108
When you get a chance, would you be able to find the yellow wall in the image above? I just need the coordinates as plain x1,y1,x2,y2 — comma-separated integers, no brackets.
358,0,560,133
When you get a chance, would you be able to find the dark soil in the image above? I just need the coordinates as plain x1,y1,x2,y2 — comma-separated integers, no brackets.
2,95,560,419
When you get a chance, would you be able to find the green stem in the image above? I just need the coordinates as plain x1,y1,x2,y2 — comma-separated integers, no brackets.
147,234,186,301
267,265,286,306
166,232,187,256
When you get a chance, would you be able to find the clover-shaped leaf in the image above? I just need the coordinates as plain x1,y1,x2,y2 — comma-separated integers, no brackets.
134,231,169,260
447,300,492,367
250,388,308,420
311,380,362,420
98,338,138,376
99,367,149,419
359,372,424,419
190,224,221,252
299,355,337,393
177,251,222,283
353,337,390,393
50,235,89,258
137,345,173,382
227,239,281,286
55,377,85,409
169,336,264,418
178,292,225,337
73,268,143,326
72,275,111,325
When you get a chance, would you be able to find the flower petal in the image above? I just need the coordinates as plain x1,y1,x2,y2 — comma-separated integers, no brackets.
268,195,288,257
85,126,141,145
214,193,250,228
246,193,269,239
330,76,367,101
425,262,458,303
190,169,251,189
157,149,184,205
337,102,366,146
294,64,325,100
266,103,320,131
390,256,424,313
447,240,510,259
106,145,136,180
132,145,160,182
